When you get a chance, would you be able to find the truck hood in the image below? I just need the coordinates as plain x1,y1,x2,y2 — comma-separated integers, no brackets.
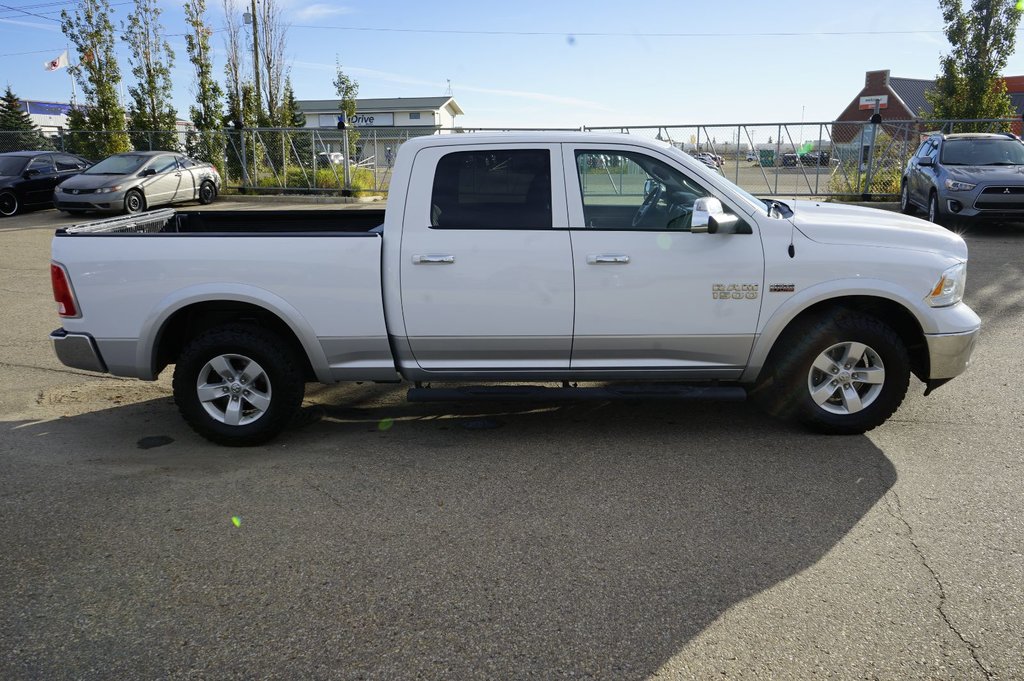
789,200,968,260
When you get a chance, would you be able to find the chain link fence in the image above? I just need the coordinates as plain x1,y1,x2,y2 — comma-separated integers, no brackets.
3,119,1021,199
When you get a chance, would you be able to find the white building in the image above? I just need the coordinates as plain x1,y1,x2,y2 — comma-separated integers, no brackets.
297,96,464,132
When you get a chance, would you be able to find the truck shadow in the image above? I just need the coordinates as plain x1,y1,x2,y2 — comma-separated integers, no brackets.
3,390,895,679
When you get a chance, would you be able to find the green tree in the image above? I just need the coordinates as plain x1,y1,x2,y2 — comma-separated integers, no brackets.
925,0,1021,127
0,86,52,150
281,76,305,128
333,59,359,156
122,0,178,150
183,0,225,165
61,0,131,158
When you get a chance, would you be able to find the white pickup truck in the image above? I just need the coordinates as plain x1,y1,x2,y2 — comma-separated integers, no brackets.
49,133,980,445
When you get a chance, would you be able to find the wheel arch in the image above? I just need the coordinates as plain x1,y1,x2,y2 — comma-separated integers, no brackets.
141,287,328,382
746,293,929,385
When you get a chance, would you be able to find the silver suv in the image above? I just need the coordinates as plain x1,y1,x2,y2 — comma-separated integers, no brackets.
901,132,1024,224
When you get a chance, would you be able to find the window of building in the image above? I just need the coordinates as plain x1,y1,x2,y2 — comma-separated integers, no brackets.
409,112,421,120
430,149,552,229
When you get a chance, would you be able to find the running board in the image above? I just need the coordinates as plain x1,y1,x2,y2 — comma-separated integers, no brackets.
407,384,747,403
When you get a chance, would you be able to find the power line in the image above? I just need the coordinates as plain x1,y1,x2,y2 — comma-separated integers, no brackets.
288,24,955,38
0,1,60,21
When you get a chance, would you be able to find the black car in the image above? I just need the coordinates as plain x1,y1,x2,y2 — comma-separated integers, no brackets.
0,151,91,217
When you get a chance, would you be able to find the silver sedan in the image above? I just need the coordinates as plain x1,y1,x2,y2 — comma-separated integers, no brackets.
54,151,221,215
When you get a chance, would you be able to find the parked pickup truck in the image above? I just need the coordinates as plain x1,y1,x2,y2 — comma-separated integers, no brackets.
49,133,980,445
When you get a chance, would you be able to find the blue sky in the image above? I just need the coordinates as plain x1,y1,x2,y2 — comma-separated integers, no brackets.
2,0,1024,128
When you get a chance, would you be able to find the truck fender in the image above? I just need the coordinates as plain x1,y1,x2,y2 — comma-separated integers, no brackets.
137,283,333,382
741,278,929,383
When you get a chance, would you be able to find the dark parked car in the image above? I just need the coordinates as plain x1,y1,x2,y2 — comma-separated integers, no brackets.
800,150,831,166
901,132,1024,224
782,151,830,167
0,151,91,217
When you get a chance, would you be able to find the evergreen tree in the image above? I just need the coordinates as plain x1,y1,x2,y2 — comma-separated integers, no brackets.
281,77,305,128
925,0,1021,128
61,0,131,157
122,0,178,150
0,86,51,150
183,0,224,164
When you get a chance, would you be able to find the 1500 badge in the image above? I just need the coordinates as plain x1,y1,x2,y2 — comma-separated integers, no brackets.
712,283,759,300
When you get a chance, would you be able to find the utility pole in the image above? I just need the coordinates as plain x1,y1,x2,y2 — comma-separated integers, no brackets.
249,0,261,117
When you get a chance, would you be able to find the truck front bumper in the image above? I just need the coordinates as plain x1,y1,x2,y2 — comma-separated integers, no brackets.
50,328,107,373
925,327,979,380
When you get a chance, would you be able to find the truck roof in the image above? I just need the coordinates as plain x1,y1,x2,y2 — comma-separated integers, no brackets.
402,131,673,152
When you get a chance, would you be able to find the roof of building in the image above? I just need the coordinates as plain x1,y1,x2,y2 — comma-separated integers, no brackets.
297,96,464,115
889,77,935,117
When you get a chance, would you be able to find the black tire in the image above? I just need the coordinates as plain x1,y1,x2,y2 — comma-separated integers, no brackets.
198,180,217,205
754,310,910,435
927,190,942,224
900,180,915,215
124,189,145,215
0,190,18,217
172,324,305,446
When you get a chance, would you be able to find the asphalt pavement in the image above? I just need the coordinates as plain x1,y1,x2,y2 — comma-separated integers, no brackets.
0,201,1022,680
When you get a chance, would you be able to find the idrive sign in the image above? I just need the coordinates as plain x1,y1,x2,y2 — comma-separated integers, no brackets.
352,113,394,127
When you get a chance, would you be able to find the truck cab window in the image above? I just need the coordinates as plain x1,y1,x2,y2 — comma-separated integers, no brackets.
575,150,746,232
430,149,551,229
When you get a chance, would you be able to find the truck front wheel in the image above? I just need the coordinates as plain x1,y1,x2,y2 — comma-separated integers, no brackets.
172,324,305,446
756,311,910,435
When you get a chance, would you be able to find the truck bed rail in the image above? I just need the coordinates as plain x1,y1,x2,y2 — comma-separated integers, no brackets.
64,208,177,235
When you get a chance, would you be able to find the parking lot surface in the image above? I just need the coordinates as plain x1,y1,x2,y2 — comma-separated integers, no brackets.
1,203,1022,679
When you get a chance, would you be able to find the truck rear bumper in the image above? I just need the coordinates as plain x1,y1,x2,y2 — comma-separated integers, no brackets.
50,328,107,373
925,327,979,380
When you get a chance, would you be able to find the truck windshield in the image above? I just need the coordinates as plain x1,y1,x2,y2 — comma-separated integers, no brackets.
0,157,28,176
941,139,1024,166
83,154,149,175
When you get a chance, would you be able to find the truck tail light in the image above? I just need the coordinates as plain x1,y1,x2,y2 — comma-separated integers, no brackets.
50,262,79,318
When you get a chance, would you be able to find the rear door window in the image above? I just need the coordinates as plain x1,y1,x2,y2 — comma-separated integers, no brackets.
430,149,551,229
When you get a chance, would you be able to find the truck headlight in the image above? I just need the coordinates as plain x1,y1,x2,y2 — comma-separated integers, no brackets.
926,262,967,307
944,179,976,192
95,185,122,194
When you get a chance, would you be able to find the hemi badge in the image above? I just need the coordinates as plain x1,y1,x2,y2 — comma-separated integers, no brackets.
769,284,795,293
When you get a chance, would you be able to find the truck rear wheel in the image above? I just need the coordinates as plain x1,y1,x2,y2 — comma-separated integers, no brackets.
756,311,910,435
172,324,305,446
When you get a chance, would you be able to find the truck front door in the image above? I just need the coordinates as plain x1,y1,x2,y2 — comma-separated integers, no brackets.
564,144,764,378
399,144,574,371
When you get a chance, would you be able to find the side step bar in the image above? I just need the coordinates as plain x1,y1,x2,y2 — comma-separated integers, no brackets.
407,384,747,403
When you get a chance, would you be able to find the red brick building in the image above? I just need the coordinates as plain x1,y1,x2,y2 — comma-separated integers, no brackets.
835,69,1024,142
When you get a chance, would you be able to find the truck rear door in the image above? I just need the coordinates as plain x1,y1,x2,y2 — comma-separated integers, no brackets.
399,143,573,370
562,143,765,378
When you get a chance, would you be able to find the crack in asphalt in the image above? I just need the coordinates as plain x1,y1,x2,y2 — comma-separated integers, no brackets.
884,488,995,680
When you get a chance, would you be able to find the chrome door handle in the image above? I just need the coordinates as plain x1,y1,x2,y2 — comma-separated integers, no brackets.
412,254,455,264
587,254,630,264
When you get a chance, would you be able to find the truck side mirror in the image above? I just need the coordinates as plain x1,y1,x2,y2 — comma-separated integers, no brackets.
919,156,935,167
691,196,724,233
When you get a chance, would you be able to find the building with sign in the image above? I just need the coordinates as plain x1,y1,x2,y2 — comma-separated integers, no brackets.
296,96,464,132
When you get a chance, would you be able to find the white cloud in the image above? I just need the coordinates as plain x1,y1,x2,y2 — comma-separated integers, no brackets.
293,4,353,21
0,18,62,32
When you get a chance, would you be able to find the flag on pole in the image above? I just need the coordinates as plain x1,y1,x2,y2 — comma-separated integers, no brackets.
44,50,69,72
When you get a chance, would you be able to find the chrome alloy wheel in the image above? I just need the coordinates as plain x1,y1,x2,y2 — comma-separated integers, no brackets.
807,341,885,415
196,353,272,426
